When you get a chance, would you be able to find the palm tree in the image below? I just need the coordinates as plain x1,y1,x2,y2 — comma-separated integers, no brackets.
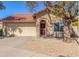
25,1,79,41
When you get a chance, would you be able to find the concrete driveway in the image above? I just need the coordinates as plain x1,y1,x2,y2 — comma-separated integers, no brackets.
0,36,48,57
0,36,79,57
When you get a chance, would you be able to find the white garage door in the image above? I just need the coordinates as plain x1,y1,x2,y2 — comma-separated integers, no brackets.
6,22,36,36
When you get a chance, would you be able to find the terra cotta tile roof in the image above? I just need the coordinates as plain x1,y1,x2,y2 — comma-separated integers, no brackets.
1,13,35,22
1,8,48,23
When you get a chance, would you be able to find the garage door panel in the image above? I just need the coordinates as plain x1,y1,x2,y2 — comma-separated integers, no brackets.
6,22,36,36
14,27,36,36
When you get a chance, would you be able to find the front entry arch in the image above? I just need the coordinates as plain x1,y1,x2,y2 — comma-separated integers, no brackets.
40,20,46,36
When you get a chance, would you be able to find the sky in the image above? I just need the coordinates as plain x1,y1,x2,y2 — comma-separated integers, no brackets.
0,1,79,19
0,1,46,19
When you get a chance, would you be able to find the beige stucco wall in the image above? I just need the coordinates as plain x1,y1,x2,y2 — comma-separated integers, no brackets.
35,11,50,37
35,10,62,37
4,22,36,37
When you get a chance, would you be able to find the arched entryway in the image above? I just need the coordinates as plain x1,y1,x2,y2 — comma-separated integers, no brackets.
40,20,46,36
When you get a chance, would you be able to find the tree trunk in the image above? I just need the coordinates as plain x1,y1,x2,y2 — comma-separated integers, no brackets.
63,25,70,41
63,18,71,42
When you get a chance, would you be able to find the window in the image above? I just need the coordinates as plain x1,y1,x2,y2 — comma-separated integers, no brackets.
54,21,64,32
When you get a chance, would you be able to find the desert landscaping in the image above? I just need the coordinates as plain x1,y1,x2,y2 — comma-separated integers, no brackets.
0,36,79,57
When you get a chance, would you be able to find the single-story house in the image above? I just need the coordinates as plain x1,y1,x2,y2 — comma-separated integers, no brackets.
0,8,79,37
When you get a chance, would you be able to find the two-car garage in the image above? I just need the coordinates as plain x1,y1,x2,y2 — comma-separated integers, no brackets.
4,22,36,37
2,14,37,37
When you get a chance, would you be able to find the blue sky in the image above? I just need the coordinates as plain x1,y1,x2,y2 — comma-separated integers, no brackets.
0,1,79,19
0,1,46,19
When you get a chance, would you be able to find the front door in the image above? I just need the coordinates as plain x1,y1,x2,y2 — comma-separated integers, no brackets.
40,20,46,36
